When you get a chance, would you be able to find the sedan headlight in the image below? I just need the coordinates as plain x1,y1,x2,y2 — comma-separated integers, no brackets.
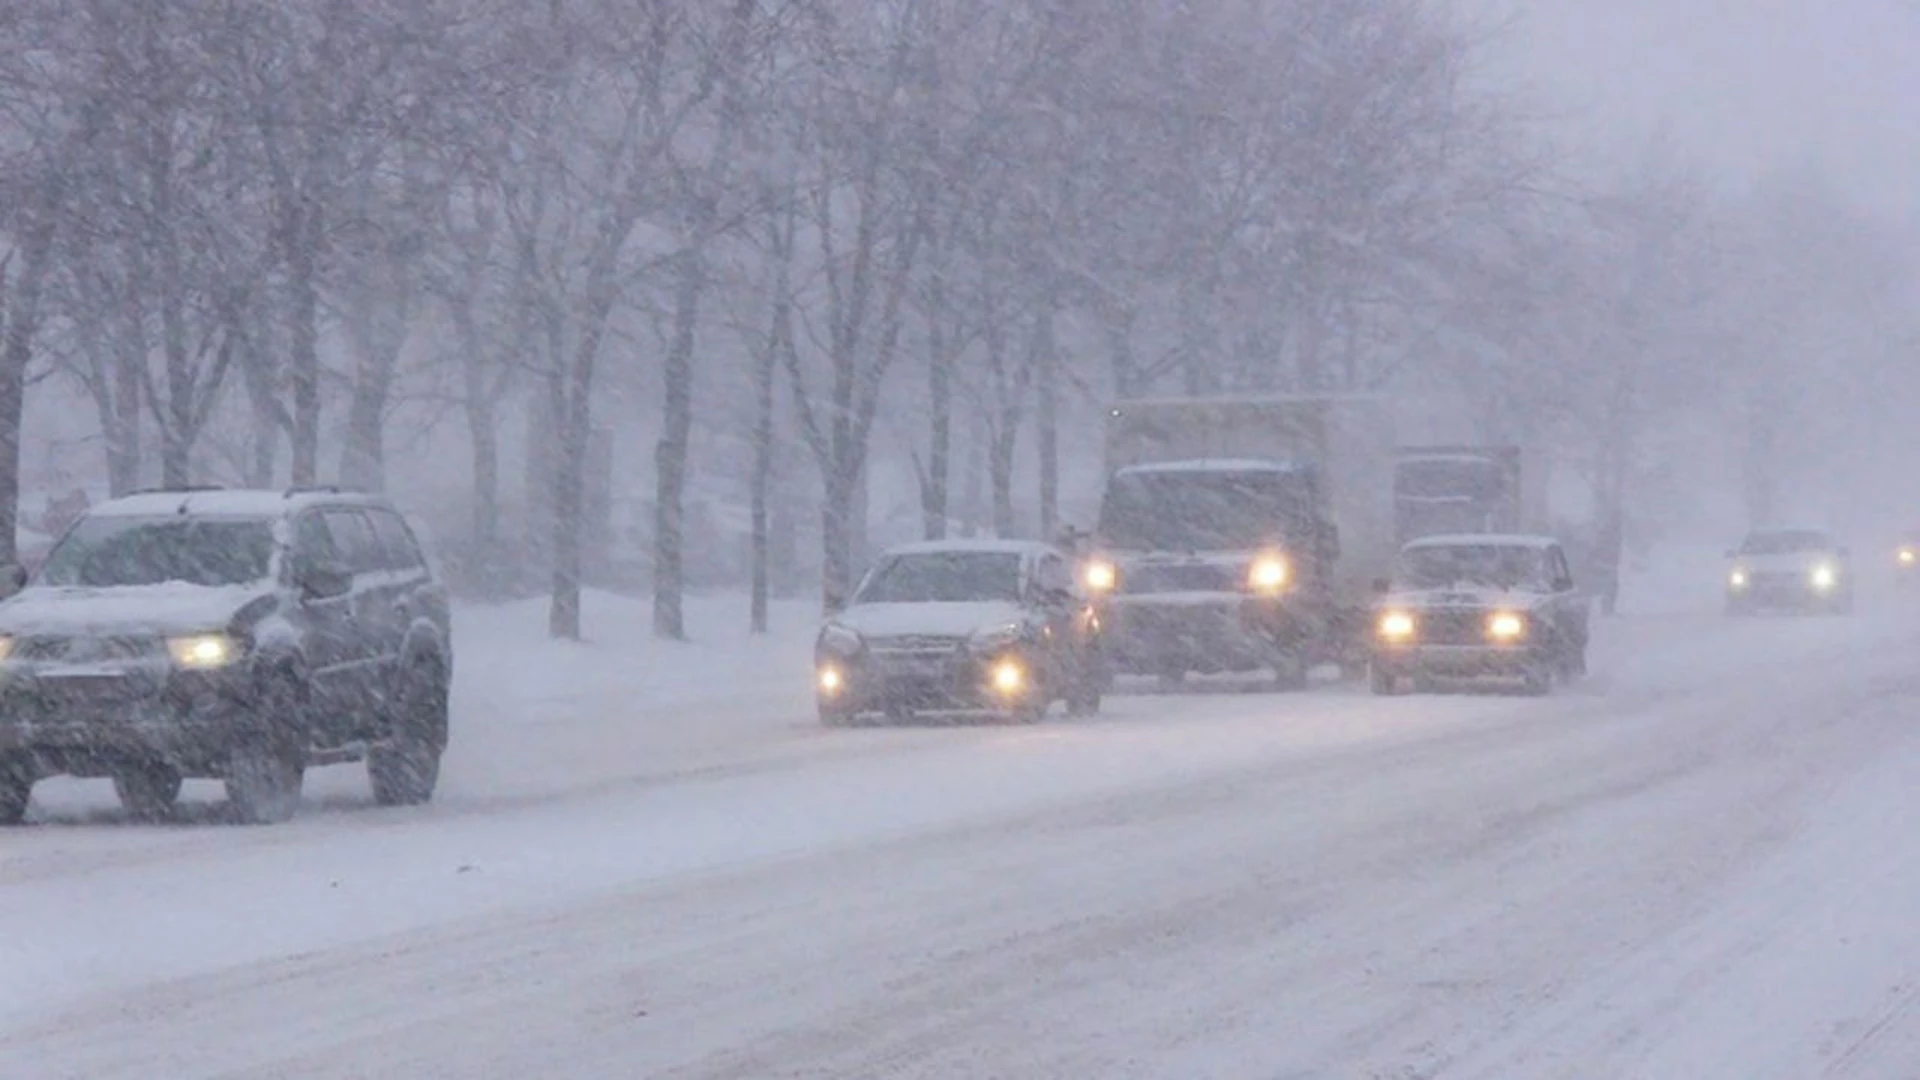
818,623,863,656
1377,611,1416,641
1809,563,1838,591
168,632,239,669
1486,611,1528,641
989,657,1027,695
1728,568,1749,589
1247,555,1290,594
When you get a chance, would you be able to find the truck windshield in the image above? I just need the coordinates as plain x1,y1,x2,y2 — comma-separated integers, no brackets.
1395,458,1506,499
1398,545,1544,590
854,551,1022,604
1739,530,1831,555
37,516,276,588
1098,469,1311,551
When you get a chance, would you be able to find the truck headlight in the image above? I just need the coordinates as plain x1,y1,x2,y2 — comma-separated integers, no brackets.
1247,555,1290,594
817,664,846,696
1083,559,1117,594
1810,564,1838,591
168,632,239,669
1486,612,1527,641
1377,611,1416,641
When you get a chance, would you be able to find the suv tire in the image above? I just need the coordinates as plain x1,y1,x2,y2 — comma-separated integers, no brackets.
227,744,304,824
114,763,183,821
0,758,31,825
370,661,447,807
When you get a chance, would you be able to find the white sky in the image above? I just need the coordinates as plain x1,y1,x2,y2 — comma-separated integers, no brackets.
1473,0,1920,217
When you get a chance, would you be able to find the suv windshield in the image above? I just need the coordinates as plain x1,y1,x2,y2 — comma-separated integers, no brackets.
37,516,276,588
1099,468,1313,551
1740,530,1831,555
855,552,1021,604
1398,544,1544,590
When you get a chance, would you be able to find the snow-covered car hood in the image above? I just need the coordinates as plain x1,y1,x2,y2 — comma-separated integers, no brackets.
0,583,269,636
830,600,1027,641
1382,585,1550,611
1730,552,1839,573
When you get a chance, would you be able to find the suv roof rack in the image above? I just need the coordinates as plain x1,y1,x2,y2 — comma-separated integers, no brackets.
128,484,225,495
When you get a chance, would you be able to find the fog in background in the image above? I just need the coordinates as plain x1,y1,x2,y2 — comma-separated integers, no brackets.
1,0,1914,637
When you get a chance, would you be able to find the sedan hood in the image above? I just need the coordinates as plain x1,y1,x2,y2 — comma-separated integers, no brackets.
0,583,268,636
1383,586,1548,611
832,600,1026,641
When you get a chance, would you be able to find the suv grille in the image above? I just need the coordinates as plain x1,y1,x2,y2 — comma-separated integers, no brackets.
1418,609,1492,645
868,634,966,654
1123,563,1238,594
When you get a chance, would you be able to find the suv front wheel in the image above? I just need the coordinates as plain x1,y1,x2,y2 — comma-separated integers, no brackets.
227,743,305,824
0,757,32,825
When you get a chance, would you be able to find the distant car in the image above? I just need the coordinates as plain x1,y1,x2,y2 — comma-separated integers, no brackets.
814,540,1104,725
1369,534,1589,696
0,487,453,826
1725,528,1852,615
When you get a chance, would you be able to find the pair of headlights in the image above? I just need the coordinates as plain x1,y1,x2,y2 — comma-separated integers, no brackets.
816,653,1027,696
1080,555,1291,595
0,632,239,669
1727,565,1839,591
1377,610,1527,642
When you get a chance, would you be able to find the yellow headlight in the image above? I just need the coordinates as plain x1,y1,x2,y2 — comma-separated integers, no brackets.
168,633,237,669
1487,612,1527,641
817,665,844,695
1810,564,1837,591
991,659,1025,694
1378,611,1416,640
1248,556,1289,592
1083,559,1117,593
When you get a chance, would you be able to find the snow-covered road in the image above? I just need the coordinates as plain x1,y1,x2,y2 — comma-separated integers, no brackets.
6,591,1920,1078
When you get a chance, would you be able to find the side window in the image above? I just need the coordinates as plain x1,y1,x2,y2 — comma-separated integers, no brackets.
293,513,338,566
322,510,384,576
1549,547,1574,590
368,509,425,572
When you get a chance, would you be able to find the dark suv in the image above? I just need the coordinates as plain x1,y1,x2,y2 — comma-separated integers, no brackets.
0,488,452,825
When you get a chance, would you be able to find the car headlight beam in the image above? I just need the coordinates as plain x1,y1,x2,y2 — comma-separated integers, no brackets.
168,632,238,669
817,665,845,695
1486,612,1527,641
1247,555,1290,593
1377,610,1416,641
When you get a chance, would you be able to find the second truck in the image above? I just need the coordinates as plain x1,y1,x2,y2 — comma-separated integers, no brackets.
1081,395,1397,688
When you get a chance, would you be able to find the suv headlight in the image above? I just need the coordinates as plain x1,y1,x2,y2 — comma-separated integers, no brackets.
168,632,239,669
1247,555,1290,594
1082,558,1118,594
1486,611,1528,641
1728,567,1749,589
1810,563,1839,591
818,623,863,657
970,622,1024,652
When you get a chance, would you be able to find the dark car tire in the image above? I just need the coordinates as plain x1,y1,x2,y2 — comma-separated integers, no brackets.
1066,679,1103,717
0,758,31,825
1271,651,1309,692
113,763,183,821
227,744,304,824
1368,663,1400,696
370,661,448,807
1519,663,1554,697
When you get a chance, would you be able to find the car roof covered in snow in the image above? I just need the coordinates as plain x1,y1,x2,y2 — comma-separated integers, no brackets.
1402,533,1559,551
878,538,1055,558
1113,458,1306,476
86,488,386,520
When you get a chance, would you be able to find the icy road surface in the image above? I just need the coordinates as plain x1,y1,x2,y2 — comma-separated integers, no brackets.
6,590,1920,1078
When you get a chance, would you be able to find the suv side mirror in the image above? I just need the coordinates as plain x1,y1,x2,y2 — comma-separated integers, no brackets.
297,559,353,600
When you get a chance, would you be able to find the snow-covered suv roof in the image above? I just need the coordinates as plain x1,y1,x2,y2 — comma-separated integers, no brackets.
87,488,392,520
1403,533,1560,551
879,538,1056,558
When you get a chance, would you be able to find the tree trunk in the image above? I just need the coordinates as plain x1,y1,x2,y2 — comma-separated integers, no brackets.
749,293,777,635
108,326,143,494
287,209,322,487
0,218,56,567
340,381,388,492
989,419,1017,538
653,246,703,641
923,269,952,540
1035,307,1059,539
820,467,855,612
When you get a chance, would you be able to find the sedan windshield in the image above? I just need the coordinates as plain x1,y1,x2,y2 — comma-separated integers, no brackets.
37,516,276,588
1398,544,1544,590
855,552,1021,604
